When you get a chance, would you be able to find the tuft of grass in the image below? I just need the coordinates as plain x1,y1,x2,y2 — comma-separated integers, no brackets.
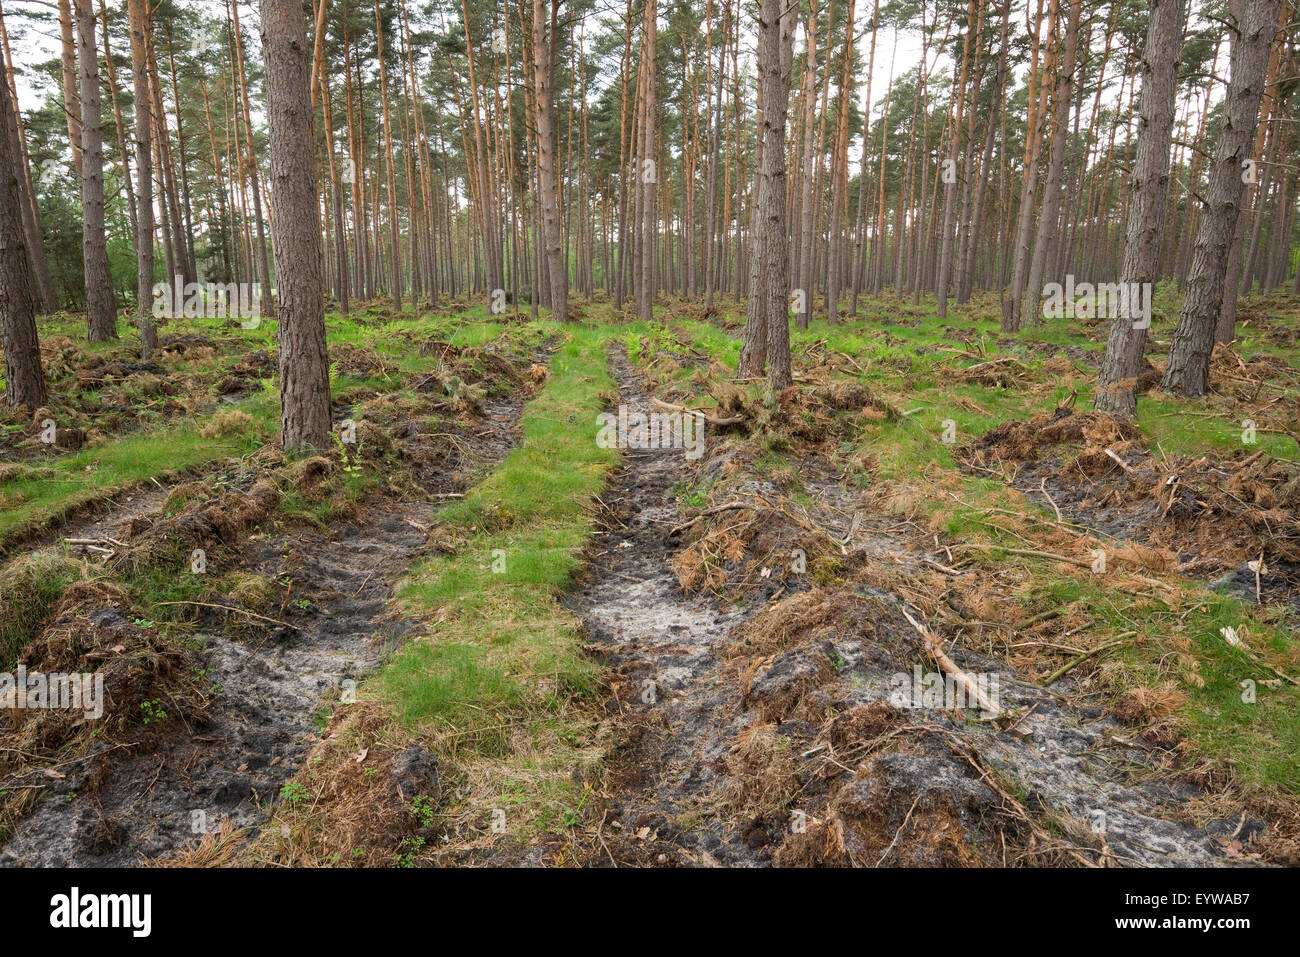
0,553,81,668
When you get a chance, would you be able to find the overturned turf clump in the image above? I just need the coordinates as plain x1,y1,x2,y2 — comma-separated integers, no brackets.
962,406,1140,467
0,581,208,842
0,553,82,668
963,408,1300,593
773,749,1017,867
767,381,897,453
227,704,441,868
111,478,281,574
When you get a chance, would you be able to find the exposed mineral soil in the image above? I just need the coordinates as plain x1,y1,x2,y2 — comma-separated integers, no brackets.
569,350,1243,867
0,390,527,867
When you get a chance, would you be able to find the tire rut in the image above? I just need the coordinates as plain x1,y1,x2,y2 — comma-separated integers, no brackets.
0,392,529,867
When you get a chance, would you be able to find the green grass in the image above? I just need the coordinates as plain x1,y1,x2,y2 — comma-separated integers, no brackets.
0,553,81,669
361,324,618,835
372,328,617,732
0,391,278,549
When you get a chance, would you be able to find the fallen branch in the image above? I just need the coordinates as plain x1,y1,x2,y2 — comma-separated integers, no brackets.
651,397,746,426
1041,634,1136,686
153,600,302,632
900,608,1002,718
1104,448,1137,474
667,500,753,536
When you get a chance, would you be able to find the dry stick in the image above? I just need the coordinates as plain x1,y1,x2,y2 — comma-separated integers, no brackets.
1040,633,1136,686
1104,448,1136,474
874,793,922,867
650,397,746,426
667,500,752,536
900,607,1002,718
153,600,302,632
953,543,1173,592
1038,478,1063,523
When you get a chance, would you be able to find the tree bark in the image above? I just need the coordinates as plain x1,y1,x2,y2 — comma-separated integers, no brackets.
1022,0,1081,327
260,0,331,451
0,73,47,409
128,0,156,358
75,0,116,341
1095,0,1187,415
532,0,567,322
1161,0,1282,398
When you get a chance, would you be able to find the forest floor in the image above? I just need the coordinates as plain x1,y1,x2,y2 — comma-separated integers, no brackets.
1,286,1299,866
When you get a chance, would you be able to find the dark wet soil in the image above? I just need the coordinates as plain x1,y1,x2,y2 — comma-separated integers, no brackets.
568,352,1243,867
0,392,528,867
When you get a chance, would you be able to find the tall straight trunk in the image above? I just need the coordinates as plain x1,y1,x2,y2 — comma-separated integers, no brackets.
59,0,83,183
1174,58,1217,289
613,0,635,310
1095,0,1187,416
1224,0,1288,334
99,1,137,253
532,0,567,322
794,3,818,328
703,0,723,309
145,27,189,288
743,0,795,387
1022,0,1081,327
636,0,657,323
1003,0,1049,330
164,29,197,283
128,0,156,357
75,0,116,341
259,0,330,451
869,33,895,294
958,0,1009,303
848,0,878,315
231,0,274,313
319,67,349,314
825,0,856,324
456,0,503,298
935,0,979,317
373,0,402,309
0,3,58,312
1161,0,1283,397
0,71,47,408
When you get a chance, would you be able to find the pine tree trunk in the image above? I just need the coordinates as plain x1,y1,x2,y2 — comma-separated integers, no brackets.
0,72,47,409
532,0,567,322
75,0,116,341
128,0,156,357
0,5,58,312
59,0,83,183
635,0,657,323
825,0,855,324
231,0,274,314
1161,0,1282,398
1095,0,1186,416
1022,0,1081,327
373,0,402,310
260,0,331,451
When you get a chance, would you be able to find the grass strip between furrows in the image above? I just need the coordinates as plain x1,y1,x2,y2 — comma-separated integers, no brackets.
367,326,619,837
